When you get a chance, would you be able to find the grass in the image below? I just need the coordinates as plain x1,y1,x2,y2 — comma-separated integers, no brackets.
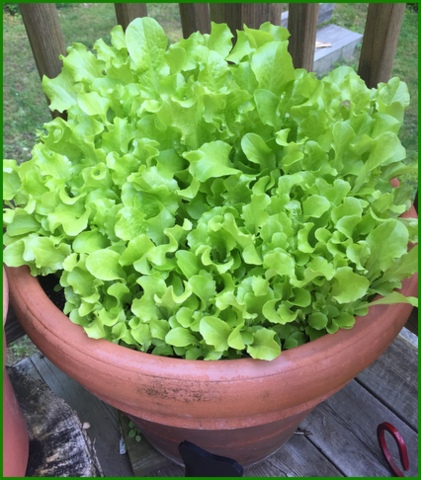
6,336,39,366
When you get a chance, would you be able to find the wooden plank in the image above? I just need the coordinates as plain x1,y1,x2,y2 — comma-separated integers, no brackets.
244,433,342,477
179,3,210,38
7,359,103,477
300,379,418,477
356,333,418,430
19,3,66,81
210,3,282,39
358,3,406,88
29,354,134,477
18,3,67,118
114,3,147,31
287,3,320,71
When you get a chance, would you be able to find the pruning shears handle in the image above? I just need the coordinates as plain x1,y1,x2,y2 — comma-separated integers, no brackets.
377,422,409,477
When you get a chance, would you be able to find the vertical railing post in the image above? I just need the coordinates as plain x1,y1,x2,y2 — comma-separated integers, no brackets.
114,3,148,31
19,3,66,81
19,3,67,118
179,4,210,38
287,3,319,71
358,3,406,88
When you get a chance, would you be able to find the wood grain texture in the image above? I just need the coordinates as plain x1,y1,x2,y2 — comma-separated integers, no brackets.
121,413,343,478
287,3,320,71
179,3,210,38
358,3,406,87
114,3,147,31
19,3,66,81
7,359,102,477
300,377,418,477
356,333,418,430
29,354,134,477
120,412,178,476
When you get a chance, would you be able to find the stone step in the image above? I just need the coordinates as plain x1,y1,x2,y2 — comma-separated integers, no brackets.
281,3,335,28
314,24,363,75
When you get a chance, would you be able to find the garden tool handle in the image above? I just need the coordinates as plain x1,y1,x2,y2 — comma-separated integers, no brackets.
377,422,409,477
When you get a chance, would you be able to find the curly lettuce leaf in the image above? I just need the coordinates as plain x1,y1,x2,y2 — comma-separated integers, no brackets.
3,18,417,361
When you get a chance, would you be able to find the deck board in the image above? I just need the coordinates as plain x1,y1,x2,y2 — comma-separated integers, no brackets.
356,334,418,430
8,328,417,477
27,355,134,477
300,380,418,477
7,360,103,477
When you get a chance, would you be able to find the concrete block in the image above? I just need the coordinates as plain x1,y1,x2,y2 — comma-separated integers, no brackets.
313,24,363,75
281,3,335,28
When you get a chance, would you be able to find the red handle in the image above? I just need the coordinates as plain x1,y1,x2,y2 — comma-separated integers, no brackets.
377,422,409,477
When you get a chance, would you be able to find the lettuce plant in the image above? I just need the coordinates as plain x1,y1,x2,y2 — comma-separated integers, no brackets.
3,19,418,360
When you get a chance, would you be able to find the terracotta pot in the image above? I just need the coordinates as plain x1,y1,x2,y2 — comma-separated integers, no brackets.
4,206,418,466
3,268,29,477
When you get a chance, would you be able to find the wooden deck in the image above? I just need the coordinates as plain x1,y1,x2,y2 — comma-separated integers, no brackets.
7,328,418,477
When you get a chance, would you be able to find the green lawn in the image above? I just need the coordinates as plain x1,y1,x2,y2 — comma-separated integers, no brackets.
3,3,418,198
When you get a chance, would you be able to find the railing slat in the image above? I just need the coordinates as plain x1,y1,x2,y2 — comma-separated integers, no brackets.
287,3,319,71
19,3,66,81
358,3,406,88
114,3,147,31
179,4,210,38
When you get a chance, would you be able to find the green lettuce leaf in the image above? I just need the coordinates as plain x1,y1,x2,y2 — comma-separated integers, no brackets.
3,18,417,361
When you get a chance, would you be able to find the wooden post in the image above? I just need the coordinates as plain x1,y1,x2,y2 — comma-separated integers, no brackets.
19,3,67,118
210,3,282,39
179,4,210,38
19,4,66,81
114,3,147,31
287,3,319,71
358,3,406,88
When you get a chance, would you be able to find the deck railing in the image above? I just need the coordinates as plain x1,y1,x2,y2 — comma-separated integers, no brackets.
20,3,406,96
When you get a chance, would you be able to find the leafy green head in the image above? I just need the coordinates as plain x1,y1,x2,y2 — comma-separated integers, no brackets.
3,19,418,360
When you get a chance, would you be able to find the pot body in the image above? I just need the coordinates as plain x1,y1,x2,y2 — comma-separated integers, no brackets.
129,409,312,465
4,204,418,466
3,268,29,477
